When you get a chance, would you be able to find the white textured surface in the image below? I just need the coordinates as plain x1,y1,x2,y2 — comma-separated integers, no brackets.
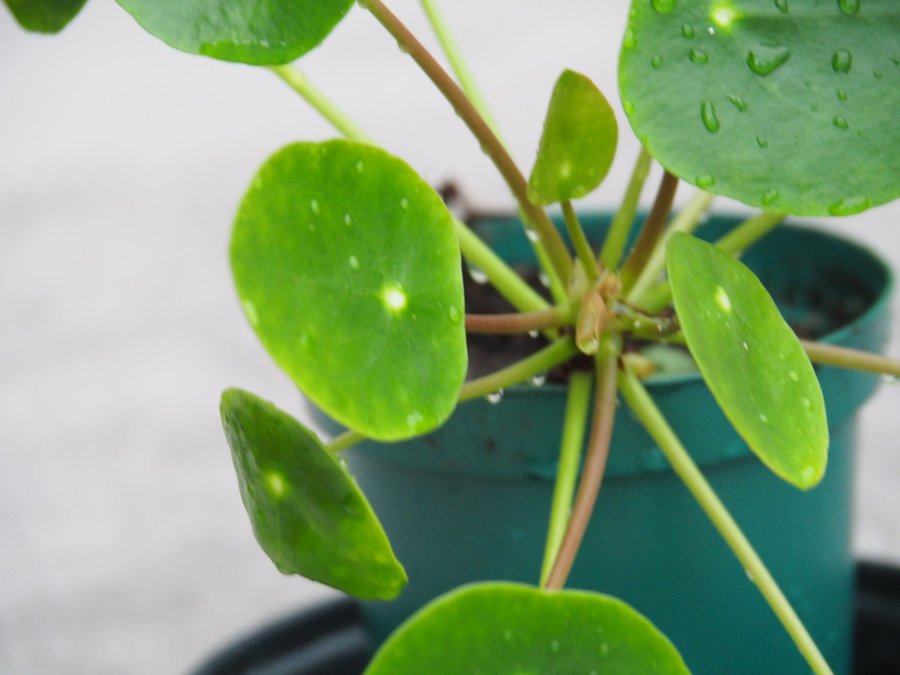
1,2,898,673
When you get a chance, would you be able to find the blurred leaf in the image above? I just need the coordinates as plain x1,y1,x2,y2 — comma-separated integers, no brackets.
365,582,690,674
619,0,900,215
115,0,353,65
231,140,467,441
667,233,828,489
4,0,87,32
528,69,618,205
220,388,406,600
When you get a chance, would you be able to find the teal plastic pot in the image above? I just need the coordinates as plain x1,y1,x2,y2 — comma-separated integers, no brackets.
321,214,892,675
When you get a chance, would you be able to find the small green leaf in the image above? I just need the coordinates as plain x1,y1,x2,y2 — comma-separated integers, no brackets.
220,388,406,600
619,0,900,215
528,69,618,206
4,0,87,32
231,140,466,441
114,0,353,65
667,233,828,489
365,582,690,674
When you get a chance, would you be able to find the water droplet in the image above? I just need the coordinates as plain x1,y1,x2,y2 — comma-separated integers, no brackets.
406,410,424,428
696,174,716,188
789,370,799,382
690,48,710,64
381,284,408,312
263,470,288,499
833,115,849,129
836,88,848,102
715,286,732,312
651,0,677,13
775,0,789,13
599,643,610,657
742,341,750,351
832,49,852,73
651,55,664,69
762,189,779,205
891,55,900,66
745,568,757,583
448,305,461,324
873,70,883,79
399,197,409,211
343,213,353,226
707,26,717,35
712,5,737,28
728,94,749,111
838,0,860,16
801,465,817,483
242,300,259,325
530,373,547,387
828,194,870,215
525,228,539,243
802,397,812,409
467,265,488,284
310,199,320,215
623,99,635,116
299,333,313,351
355,160,364,173
348,255,360,270
681,24,695,38
486,390,504,404
549,639,560,654
747,44,791,76
756,134,769,148
759,413,769,424
528,330,539,339
701,101,720,131
623,28,637,50
539,273,551,289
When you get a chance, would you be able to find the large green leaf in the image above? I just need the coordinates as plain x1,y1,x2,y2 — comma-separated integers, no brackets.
528,69,618,206
231,140,466,441
4,0,87,32
115,0,353,65
220,388,406,600
619,0,900,215
365,582,690,674
667,233,828,489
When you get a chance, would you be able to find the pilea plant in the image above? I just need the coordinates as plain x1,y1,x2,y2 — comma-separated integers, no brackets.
10,0,900,673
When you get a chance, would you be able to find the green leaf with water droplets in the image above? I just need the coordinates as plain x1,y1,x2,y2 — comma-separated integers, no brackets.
364,582,690,675
231,140,466,441
667,233,828,489
528,70,618,206
3,0,87,32
220,388,406,600
620,0,900,215
114,0,353,65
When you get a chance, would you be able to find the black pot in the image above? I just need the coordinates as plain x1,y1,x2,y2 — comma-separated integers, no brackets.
190,561,900,675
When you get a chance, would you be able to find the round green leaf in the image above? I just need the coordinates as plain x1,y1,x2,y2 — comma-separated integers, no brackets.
528,69,619,206
114,0,353,65
220,388,406,600
365,582,690,674
4,0,87,32
667,233,828,489
619,0,900,215
231,140,467,441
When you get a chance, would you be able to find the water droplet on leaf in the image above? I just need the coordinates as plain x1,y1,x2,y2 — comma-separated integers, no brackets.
775,0,789,13
832,49,852,73
651,0,677,13
728,95,749,111
836,89,848,102
747,44,791,76
681,24,695,38
467,265,488,284
448,305,461,324
696,174,716,188
828,194,870,215
486,390,504,404
623,29,637,50
833,116,849,129
762,189,779,205
348,255,360,270
651,55,664,69
690,48,710,64
701,101,720,131
310,199,320,215
838,0,860,16
756,135,769,148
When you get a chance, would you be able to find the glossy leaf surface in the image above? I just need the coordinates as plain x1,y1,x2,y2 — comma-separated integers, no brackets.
4,0,87,32
667,233,827,489
231,140,466,441
220,388,406,600
528,69,618,206
115,0,353,65
365,582,690,674
620,0,900,215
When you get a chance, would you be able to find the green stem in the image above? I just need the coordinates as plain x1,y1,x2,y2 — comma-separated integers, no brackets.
459,337,578,401
269,65,373,143
619,171,679,293
545,348,619,590
716,211,784,256
326,429,365,453
418,0,503,142
562,201,600,281
540,371,593,587
361,0,573,285
599,148,652,271
454,219,550,313
618,371,834,675
466,307,571,334
626,190,715,305
803,341,900,378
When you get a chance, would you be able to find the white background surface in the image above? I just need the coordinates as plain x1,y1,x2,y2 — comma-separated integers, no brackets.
1,2,898,673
